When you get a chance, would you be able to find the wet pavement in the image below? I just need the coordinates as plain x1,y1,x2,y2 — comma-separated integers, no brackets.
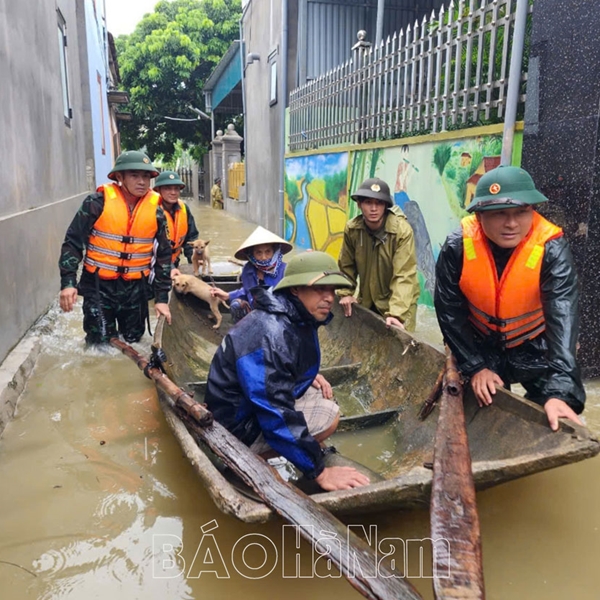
1,201,600,599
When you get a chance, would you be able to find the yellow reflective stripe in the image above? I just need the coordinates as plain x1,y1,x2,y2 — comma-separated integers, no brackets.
464,237,477,261
525,244,544,269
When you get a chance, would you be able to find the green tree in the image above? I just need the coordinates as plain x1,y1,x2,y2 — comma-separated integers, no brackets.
433,143,452,175
324,170,347,204
285,174,301,208
116,0,241,162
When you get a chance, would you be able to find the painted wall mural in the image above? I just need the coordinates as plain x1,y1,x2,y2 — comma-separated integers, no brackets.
284,153,351,258
285,129,515,307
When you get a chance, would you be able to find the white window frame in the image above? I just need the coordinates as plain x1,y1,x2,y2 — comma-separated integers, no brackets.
57,10,72,125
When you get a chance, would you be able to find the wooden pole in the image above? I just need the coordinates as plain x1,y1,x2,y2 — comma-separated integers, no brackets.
418,366,444,420
430,349,485,599
111,338,423,600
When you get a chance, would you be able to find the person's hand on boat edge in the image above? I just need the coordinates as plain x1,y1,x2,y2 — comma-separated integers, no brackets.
311,374,333,399
471,368,504,407
155,302,172,325
472,369,584,431
544,398,583,431
339,295,357,317
315,466,370,491
59,287,78,312
385,316,405,330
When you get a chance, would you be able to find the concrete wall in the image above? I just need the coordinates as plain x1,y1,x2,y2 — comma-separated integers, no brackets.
522,0,600,378
0,0,91,364
82,0,114,185
241,0,286,233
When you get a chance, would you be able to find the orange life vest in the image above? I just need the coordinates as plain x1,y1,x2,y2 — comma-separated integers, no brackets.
84,183,160,280
459,212,563,348
161,199,188,264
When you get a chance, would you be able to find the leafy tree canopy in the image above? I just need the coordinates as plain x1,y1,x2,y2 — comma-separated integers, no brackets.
116,0,241,162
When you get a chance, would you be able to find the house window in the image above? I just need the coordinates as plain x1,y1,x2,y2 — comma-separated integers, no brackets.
57,10,72,125
269,61,277,106
97,72,106,154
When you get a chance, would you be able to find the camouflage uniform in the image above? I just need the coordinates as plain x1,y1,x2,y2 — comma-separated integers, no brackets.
162,202,199,268
59,192,172,344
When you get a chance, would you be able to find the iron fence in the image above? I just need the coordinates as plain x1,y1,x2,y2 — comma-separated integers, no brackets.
177,167,194,197
228,162,245,200
198,168,205,200
289,0,531,152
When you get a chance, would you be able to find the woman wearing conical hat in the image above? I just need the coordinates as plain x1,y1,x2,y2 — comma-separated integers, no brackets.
210,226,293,323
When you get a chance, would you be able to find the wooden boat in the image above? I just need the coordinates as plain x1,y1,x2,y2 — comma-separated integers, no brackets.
153,268,600,523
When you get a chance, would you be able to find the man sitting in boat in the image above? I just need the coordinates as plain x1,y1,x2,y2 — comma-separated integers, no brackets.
434,165,585,431
210,226,292,323
153,170,199,277
205,251,371,491
337,177,421,331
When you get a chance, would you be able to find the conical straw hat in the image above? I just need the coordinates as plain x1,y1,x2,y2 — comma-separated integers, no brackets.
234,226,293,260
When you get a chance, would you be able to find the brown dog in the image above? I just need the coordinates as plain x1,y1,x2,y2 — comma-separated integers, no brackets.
188,239,212,277
171,274,228,329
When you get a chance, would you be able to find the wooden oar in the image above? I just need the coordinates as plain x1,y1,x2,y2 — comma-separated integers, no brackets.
418,366,444,420
110,337,423,600
228,256,246,266
430,350,485,599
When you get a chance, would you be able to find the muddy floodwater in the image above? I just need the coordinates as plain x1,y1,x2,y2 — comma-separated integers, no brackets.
1,202,600,600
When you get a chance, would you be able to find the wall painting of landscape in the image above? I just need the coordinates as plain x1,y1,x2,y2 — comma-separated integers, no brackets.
285,133,509,306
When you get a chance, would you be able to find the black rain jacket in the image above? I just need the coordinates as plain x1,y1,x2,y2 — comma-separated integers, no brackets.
434,228,585,413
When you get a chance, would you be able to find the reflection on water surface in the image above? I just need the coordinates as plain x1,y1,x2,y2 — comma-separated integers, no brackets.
1,204,599,600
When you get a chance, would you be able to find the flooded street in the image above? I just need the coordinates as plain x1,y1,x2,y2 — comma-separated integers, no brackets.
1,202,600,600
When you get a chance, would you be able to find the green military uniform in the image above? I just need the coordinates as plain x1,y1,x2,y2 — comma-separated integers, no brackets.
211,181,223,209
338,178,420,331
59,151,172,344
338,207,420,330
154,170,200,268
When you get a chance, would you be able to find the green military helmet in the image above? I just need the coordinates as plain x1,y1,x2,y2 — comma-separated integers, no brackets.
466,165,549,212
107,150,159,181
154,170,185,190
274,251,352,291
351,177,393,207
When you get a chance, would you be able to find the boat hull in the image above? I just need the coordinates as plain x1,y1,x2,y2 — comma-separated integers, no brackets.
154,277,600,522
